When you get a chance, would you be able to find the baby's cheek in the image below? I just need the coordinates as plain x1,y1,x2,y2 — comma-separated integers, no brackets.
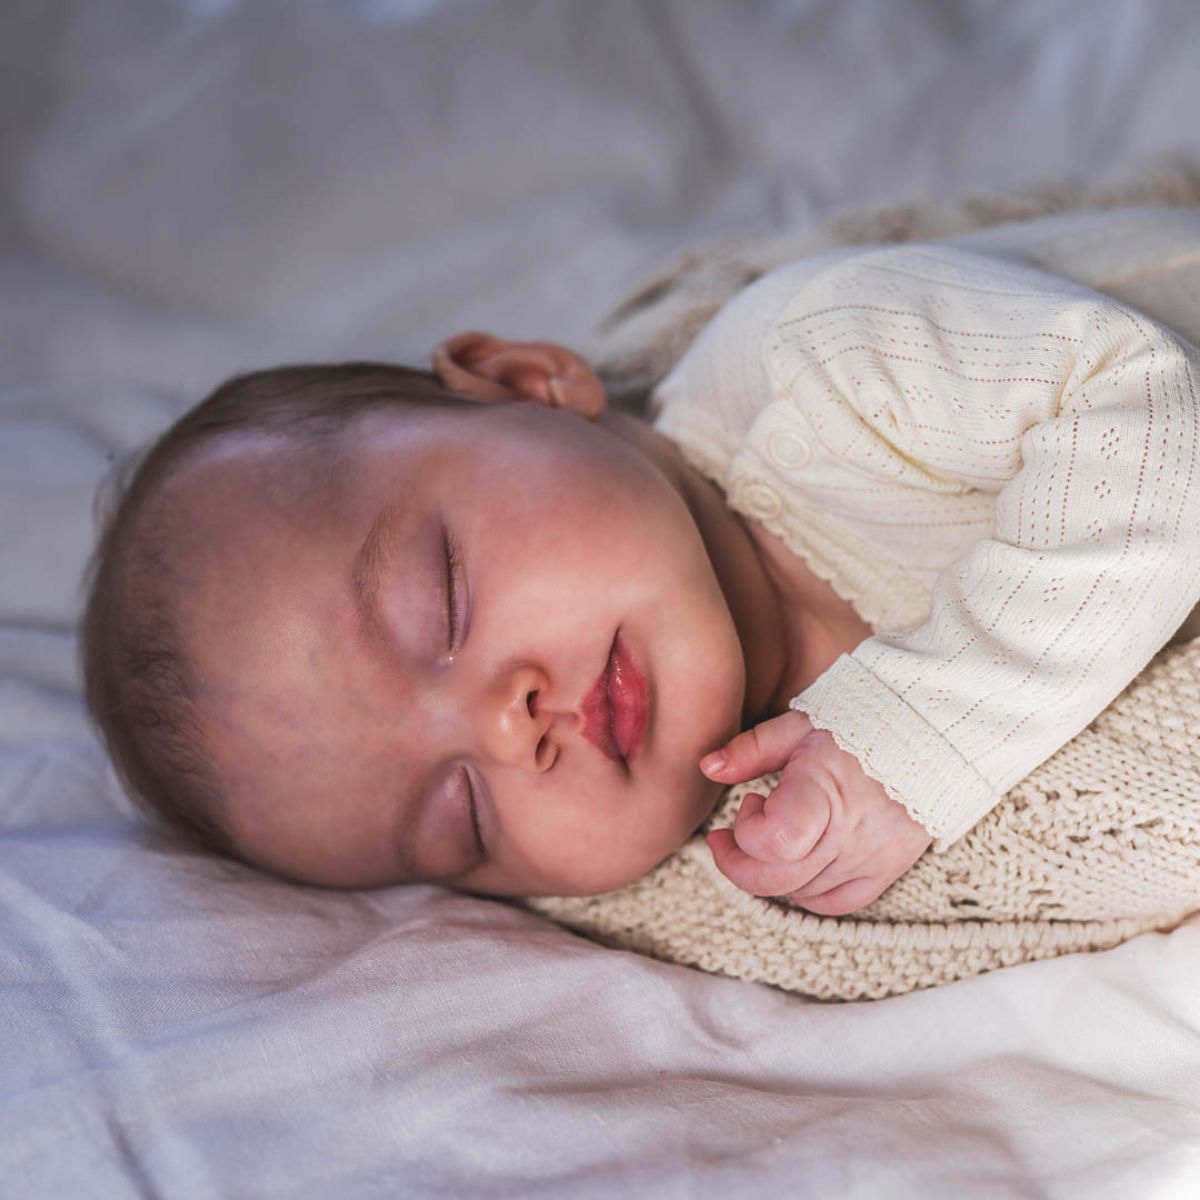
685,772,725,838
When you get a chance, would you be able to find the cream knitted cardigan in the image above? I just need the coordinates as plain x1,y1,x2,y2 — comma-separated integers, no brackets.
526,183,1200,1002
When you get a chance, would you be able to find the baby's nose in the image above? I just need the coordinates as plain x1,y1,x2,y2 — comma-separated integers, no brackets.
472,663,557,773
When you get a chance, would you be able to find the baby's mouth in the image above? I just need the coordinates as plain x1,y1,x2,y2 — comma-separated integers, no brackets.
580,631,648,766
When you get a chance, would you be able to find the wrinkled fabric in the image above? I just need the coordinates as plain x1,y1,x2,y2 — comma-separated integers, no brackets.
4,1,1200,1197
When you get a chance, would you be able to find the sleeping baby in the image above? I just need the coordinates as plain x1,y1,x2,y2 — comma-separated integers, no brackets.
80,230,1200,919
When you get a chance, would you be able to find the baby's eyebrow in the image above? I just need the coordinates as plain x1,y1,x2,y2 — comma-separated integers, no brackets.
350,503,403,656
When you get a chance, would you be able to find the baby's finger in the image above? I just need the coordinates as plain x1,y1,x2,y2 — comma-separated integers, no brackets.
706,828,813,898
794,876,885,918
733,788,829,864
783,858,855,901
699,709,814,785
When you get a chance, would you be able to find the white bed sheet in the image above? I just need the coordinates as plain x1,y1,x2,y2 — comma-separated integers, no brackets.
3,2,1200,1196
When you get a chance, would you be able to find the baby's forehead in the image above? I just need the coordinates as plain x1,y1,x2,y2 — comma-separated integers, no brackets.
176,404,449,500
118,435,344,611
154,403,473,569
165,428,351,532
208,427,344,494
149,432,355,654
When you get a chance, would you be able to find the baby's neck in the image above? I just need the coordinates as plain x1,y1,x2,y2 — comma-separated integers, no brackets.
737,515,875,720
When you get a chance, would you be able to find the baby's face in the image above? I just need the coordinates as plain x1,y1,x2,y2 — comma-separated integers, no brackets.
168,399,746,895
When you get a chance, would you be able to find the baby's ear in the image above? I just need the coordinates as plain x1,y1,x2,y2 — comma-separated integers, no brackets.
431,331,607,420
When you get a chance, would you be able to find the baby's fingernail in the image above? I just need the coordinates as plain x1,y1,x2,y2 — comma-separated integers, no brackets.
700,752,727,775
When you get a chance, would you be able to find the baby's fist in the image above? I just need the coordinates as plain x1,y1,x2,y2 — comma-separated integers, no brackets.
700,710,933,914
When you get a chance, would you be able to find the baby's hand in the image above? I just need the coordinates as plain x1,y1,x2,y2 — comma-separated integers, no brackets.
700,711,933,916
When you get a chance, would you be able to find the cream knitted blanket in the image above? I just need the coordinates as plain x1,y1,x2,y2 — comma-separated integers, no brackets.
526,170,1200,1002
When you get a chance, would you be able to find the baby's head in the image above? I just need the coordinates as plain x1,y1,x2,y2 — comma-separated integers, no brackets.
82,334,748,897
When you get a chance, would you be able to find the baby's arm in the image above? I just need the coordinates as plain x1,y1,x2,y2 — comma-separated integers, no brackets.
770,245,1200,852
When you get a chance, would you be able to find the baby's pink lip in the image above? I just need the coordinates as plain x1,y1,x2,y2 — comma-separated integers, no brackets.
608,632,647,763
580,631,648,767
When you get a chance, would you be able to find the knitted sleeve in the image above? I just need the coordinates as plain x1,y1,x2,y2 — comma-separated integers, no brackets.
772,246,1200,851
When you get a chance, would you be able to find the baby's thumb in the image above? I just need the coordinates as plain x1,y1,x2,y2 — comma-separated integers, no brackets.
699,709,814,784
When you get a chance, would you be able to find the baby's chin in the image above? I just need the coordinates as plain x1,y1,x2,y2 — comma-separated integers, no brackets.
534,777,725,899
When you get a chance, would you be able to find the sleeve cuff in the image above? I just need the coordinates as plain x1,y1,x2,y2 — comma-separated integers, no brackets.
788,654,1001,852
